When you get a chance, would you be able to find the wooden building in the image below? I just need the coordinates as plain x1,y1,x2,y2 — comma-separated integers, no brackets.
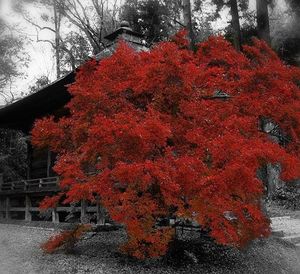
0,22,147,223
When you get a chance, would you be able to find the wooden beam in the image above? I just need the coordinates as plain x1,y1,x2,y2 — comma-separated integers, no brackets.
0,177,60,195
6,206,99,212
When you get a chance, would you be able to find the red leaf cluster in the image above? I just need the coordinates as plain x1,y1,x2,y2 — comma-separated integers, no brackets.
32,33,300,259
41,224,91,253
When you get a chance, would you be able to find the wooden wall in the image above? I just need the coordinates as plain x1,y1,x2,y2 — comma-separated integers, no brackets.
29,147,56,179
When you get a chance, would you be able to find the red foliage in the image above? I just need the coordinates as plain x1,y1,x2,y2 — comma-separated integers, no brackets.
32,33,300,259
41,224,91,253
39,193,62,210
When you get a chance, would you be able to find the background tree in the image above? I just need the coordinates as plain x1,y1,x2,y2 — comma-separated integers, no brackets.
192,0,215,42
55,0,120,54
33,33,300,259
256,0,271,45
229,0,242,50
182,0,196,50
28,75,51,94
286,0,300,13
14,0,63,78
211,0,250,51
0,19,29,103
272,0,300,65
58,32,91,73
0,129,28,182
121,0,215,46
120,0,183,45
15,0,119,78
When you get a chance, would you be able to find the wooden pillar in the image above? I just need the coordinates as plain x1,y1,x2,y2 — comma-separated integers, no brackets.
0,174,4,219
5,197,10,220
52,208,59,223
80,200,87,223
26,139,33,180
96,202,106,225
46,149,51,178
0,173,3,191
25,195,32,221
0,198,3,220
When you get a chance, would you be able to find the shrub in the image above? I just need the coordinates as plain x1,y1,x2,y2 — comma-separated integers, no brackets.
33,31,300,259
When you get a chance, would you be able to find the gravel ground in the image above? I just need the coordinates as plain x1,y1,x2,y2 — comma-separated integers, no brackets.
0,224,53,274
0,223,300,274
271,216,300,236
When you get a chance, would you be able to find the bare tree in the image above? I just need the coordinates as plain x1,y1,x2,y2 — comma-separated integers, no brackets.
55,0,120,54
53,0,61,78
16,0,64,78
15,0,119,79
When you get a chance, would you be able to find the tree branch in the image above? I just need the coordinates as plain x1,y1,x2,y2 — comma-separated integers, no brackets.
21,13,56,34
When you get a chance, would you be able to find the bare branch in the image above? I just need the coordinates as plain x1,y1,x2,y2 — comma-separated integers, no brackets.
56,1,101,52
21,13,56,34
37,38,56,48
161,14,185,28
74,0,91,27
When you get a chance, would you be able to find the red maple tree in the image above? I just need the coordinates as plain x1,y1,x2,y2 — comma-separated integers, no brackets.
32,32,300,259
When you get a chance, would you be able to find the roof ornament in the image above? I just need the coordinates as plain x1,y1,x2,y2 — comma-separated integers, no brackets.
120,20,131,29
95,21,147,60
104,21,144,42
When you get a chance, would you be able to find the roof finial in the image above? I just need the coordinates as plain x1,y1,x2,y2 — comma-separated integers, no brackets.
120,20,131,29
104,20,143,42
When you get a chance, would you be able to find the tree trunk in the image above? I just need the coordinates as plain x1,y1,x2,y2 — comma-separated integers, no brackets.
182,0,196,51
256,0,271,45
53,0,61,78
266,163,282,199
229,0,242,51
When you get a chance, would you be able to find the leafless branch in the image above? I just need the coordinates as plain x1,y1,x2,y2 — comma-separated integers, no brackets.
21,13,56,34
161,14,185,28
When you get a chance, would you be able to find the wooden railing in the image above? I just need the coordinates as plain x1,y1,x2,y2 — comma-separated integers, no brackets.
0,176,59,193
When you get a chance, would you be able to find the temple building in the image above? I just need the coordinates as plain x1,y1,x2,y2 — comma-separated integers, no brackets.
0,22,147,223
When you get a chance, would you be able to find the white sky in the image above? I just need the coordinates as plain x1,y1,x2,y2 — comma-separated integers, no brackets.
0,0,57,104
0,0,290,105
